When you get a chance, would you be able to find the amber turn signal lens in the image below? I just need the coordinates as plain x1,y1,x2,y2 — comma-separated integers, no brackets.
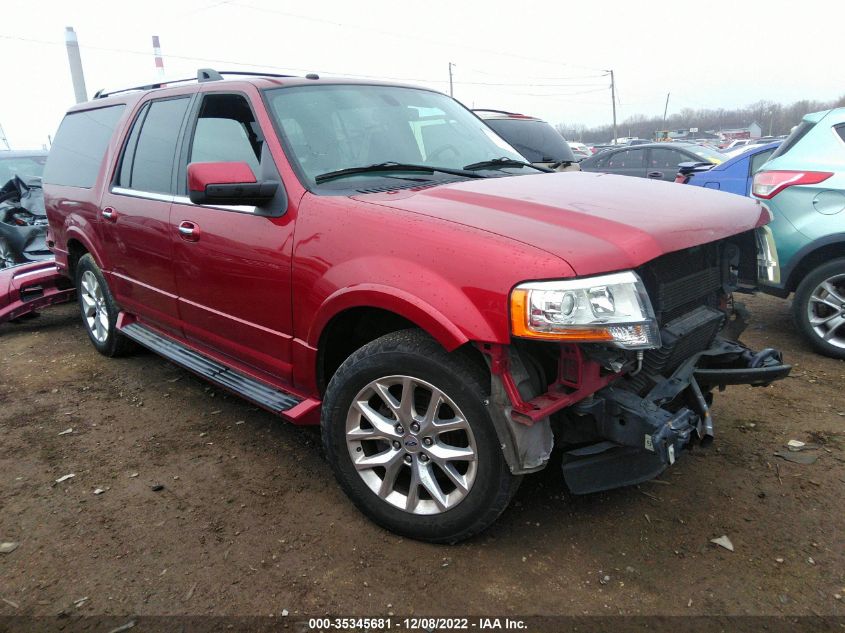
510,288,615,342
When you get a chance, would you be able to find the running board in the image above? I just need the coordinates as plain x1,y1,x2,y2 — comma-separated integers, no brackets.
121,322,302,413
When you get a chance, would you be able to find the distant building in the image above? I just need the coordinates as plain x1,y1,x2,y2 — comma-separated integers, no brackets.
718,122,762,141
664,128,719,141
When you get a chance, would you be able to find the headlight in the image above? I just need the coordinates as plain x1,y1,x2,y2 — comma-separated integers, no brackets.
510,271,660,349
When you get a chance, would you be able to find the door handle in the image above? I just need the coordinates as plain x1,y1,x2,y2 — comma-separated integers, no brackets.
101,207,118,222
178,221,200,242
647,171,664,179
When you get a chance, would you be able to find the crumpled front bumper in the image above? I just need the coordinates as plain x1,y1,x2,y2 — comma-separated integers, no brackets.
0,260,75,324
561,337,791,495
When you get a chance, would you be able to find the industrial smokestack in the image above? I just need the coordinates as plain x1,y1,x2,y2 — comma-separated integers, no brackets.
64,27,88,104
152,35,165,79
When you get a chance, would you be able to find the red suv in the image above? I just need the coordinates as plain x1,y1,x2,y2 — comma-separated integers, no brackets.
44,69,789,543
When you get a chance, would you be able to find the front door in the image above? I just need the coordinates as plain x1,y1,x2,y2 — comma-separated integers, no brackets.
169,91,295,381
606,148,648,179
99,96,192,335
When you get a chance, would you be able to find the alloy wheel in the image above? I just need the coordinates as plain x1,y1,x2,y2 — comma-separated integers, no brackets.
80,270,109,343
806,273,845,350
345,375,478,515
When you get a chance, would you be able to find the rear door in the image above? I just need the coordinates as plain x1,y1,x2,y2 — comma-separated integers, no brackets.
169,90,295,381
646,147,693,181
99,96,192,335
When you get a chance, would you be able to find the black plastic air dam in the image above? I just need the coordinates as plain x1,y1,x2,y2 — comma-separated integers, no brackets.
561,338,791,495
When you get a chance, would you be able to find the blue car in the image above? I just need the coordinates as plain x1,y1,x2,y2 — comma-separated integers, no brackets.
679,142,781,196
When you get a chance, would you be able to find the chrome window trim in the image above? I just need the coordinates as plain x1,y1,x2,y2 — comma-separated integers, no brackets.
172,196,256,214
111,187,174,203
110,187,256,214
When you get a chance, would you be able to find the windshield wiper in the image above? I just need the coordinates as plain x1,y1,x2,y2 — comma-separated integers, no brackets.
463,157,552,173
315,161,485,184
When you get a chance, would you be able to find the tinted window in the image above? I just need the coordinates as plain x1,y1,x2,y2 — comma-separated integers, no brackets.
607,149,643,168
835,124,845,143
127,97,190,193
749,148,775,174
117,104,148,188
770,120,815,161
189,94,261,174
483,118,576,163
649,147,688,169
43,105,125,188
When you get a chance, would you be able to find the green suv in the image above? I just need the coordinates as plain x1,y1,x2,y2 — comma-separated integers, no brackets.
753,107,845,359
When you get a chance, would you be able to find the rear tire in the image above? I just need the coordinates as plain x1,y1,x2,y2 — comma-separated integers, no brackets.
322,329,520,543
792,258,845,359
75,254,135,357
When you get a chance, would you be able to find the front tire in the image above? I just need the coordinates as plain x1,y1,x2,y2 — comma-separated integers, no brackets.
75,254,135,357
322,330,520,543
792,258,845,359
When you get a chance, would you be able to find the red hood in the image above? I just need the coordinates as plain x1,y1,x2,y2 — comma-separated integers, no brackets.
356,171,768,276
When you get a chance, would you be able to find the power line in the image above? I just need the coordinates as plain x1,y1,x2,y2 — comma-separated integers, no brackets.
0,32,609,93
0,33,449,84
509,86,610,98
228,1,609,74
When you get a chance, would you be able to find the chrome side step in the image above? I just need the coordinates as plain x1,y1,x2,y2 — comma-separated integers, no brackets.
121,322,302,413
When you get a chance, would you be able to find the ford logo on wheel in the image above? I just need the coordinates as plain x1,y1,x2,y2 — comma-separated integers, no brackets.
404,438,418,447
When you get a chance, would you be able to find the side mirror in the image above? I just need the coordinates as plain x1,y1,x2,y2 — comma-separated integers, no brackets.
187,162,278,206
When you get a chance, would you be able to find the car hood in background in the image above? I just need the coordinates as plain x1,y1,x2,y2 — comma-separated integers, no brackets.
356,171,768,276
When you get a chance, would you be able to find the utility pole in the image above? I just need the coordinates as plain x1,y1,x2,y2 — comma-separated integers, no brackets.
609,69,617,144
662,92,670,129
448,62,454,97
64,27,88,104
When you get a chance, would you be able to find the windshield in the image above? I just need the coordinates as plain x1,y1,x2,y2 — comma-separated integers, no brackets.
483,118,576,163
686,145,725,164
265,85,524,186
0,154,47,184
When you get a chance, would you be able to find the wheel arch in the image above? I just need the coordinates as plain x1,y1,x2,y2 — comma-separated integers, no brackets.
64,229,104,281
785,235,845,292
310,285,494,394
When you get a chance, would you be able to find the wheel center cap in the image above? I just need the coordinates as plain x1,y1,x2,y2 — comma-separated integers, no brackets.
402,435,420,453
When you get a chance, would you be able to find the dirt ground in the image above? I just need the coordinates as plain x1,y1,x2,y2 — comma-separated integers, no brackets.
1,293,843,621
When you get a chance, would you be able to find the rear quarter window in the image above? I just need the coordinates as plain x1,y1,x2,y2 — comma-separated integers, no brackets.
43,105,126,188
769,120,815,161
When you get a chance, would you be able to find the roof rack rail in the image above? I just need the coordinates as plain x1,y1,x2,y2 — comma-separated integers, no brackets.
93,68,298,100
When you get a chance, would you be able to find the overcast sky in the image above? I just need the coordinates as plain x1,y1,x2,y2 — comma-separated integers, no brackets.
1,0,842,148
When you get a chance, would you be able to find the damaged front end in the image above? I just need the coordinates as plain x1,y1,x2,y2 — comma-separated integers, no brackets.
479,229,791,493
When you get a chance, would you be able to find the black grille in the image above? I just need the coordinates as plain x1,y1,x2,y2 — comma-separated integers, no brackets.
627,241,730,393
655,267,721,323
636,242,723,326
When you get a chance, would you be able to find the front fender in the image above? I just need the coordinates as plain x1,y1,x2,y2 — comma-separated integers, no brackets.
308,281,500,352
306,252,509,350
